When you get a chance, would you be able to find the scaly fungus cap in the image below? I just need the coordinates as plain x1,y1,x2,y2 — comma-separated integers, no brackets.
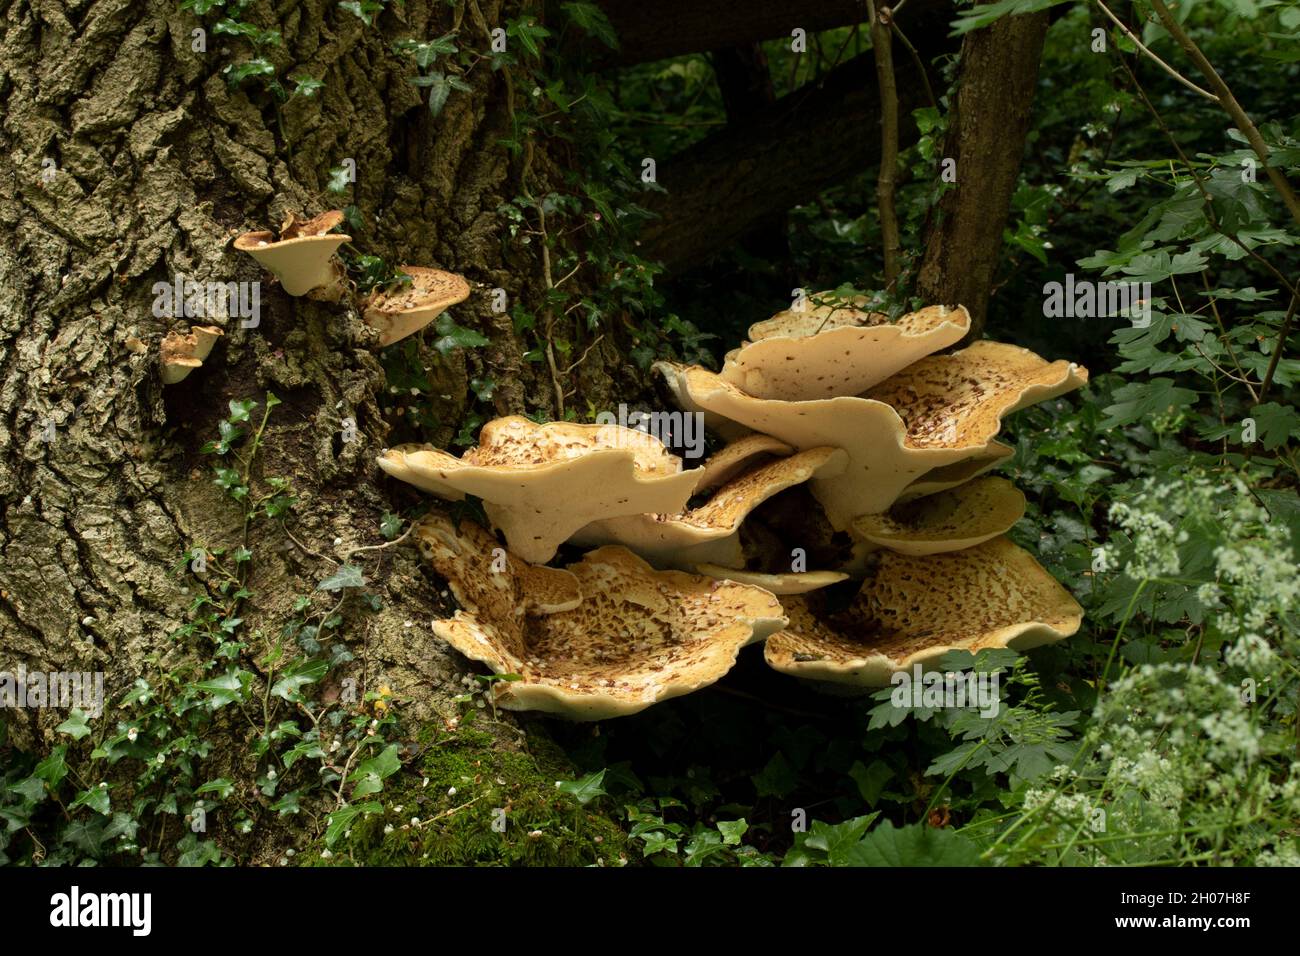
692,566,851,595
721,300,970,400
656,341,1086,529
377,416,699,563
763,537,1083,687
570,446,847,569
159,325,223,385
363,266,472,347
234,210,350,298
416,514,787,719
853,476,1026,556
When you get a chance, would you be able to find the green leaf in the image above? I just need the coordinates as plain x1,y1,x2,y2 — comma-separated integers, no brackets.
272,658,329,700
424,72,451,116
1100,379,1197,429
432,314,489,355
348,743,402,798
379,512,403,540
842,821,983,867
196,777,235,798
55,709,92,740
717,819,748,846
752,752,798,798
558,769,607,805
325,801,381,847
70,784,111,815
1247,402,1300,450
33,746,69,790
318,564,366,591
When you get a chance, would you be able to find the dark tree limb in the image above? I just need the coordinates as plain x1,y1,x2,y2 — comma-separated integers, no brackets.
913,12,1051,337
638,20,957,274
710,42,790,263
585,0,949,66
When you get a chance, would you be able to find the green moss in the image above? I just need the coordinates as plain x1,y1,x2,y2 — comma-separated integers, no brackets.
308,718,628,866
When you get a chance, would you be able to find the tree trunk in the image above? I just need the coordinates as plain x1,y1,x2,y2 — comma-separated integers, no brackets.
914,11,1051,336
0,0,602,763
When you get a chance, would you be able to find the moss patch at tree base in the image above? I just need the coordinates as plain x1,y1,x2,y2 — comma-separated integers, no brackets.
307,719,628,867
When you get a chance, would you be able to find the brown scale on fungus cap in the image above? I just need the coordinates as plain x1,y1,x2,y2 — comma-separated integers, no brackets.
363,266,472,347
763,537,1083,688
234,210,350,300
415,513,787,720
377,416,700,564
721,298,971,401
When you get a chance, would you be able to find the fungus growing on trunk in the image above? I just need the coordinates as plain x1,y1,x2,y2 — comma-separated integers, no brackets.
363,266,472,347
234,210,350,299
416,514,786,719
159,325,223,385
763,537,1083,687
377,416,699,563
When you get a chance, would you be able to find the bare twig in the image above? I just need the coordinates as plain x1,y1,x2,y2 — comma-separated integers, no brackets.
867,1,901,286
1093,0,1217,102
1147,0,1300,230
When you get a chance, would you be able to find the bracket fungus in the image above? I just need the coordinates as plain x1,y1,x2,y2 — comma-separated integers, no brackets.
391,294,1090,716
416,513,786,719
852,476,1026,556
159,325,223,385
763,537,1084,687
570,446,847,569
363,266,472,347
656,340,1086,529
377,416,699,563
234,210,350,299
721,299,970,401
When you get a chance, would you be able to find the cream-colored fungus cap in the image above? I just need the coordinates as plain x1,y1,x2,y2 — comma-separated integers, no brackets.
763,537,1083,687
852,476,1026,556
656,340,1087,529
416,514,787,719
569,446,847,569
159,325,223,385
721,299,970,400
363,266,472,347
234,210,350,298
377,416,699,563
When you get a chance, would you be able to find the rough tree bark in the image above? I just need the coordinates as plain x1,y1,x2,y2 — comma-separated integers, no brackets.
0,0,629,767
914,11,1051,336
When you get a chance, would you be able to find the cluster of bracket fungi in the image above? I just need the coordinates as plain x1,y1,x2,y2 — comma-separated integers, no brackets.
159,209,470,383
377,292,1089,720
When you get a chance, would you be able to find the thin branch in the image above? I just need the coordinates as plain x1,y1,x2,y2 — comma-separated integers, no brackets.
1147,0,1300,230
1093,0,1217,102
867,1,901,286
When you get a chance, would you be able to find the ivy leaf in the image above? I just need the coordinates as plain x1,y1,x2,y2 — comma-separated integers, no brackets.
33,746,69,790
348,743,402,798
557,769,607,805
271,658,329,700
196,778,235,798
70,784,112,816
55,709,92,740
752,752,798,798
561,2,619,48
327,166,352,193
318,564,366,591
325,801,381,847
192,669,250,709
433,314,489,355
380,512,403,540
717,819,748,846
